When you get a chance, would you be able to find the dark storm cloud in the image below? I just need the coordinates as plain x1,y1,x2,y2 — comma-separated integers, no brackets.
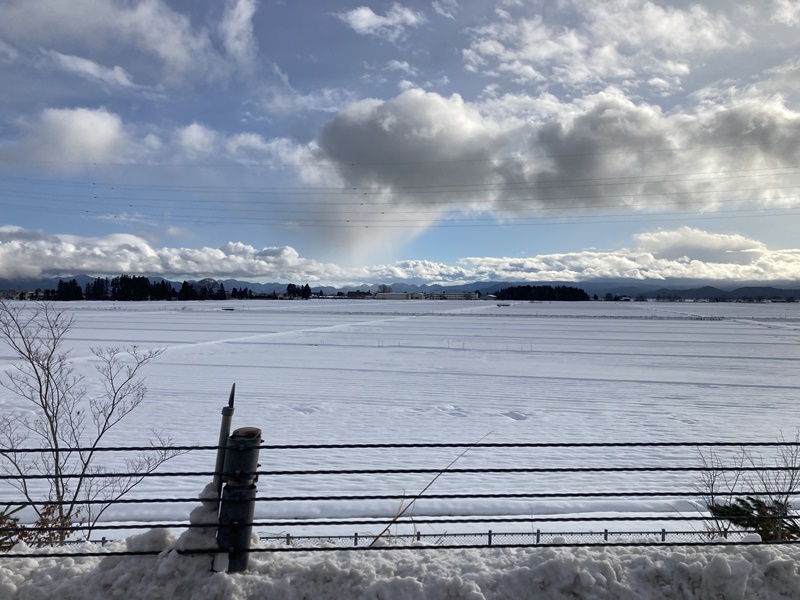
306,87,800,223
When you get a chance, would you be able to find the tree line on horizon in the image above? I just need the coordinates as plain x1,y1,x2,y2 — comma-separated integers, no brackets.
28,277,313,302
494,285,590,301
24,280,603,304
37,276,178,302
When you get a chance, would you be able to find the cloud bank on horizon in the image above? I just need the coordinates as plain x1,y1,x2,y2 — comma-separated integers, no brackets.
2,225,798,286
0,1,799,283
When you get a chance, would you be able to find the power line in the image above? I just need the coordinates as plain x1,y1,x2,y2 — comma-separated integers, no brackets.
3,185,800,210
2,178,800,223
2,165,799,228
1,164,799,193
1,200,797,228
0,139,796,168
4,209,799,229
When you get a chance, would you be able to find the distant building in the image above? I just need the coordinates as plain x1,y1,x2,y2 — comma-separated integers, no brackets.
0,290,26,300
375,292,425,300
346,290,373,299
426,292,479,300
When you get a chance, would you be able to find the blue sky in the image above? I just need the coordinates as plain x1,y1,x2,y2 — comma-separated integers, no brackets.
1,0,800,286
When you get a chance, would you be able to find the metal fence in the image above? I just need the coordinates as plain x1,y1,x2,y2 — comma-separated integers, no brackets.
261,529,752,549
2,440,799,559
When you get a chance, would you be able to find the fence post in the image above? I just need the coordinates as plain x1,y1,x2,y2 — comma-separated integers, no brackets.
488,530,493,546
354,532,359,546
604,529,608,541
217,426,262,573
213,384,236,508
661,529,666,542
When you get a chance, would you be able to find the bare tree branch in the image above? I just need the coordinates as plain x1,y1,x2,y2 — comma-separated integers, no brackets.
0,300,180,545
696,436,800,541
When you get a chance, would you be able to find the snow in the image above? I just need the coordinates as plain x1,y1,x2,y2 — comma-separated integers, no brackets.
4,533,800,599
2,299,800,597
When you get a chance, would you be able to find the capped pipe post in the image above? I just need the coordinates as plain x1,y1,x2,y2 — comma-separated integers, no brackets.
217,426,262,573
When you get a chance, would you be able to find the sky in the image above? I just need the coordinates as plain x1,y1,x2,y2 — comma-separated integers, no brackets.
1,0,800,286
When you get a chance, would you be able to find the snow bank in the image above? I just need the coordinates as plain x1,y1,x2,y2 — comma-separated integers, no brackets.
3,535,800,599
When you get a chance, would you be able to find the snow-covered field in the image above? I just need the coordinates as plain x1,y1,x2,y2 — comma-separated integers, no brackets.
3,299,800,598
3,299,800,528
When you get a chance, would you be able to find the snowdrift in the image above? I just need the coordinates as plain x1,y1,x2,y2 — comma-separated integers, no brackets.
3,533,800,600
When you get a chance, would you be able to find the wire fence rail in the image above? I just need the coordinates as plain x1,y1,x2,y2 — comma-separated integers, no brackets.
263,529,754,549
2,440,800,561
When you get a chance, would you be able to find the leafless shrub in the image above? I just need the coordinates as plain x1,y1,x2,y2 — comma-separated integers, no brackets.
695,434,800,541
0,300,182,545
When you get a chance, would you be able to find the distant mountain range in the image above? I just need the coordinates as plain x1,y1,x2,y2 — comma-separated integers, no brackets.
1,274,799,300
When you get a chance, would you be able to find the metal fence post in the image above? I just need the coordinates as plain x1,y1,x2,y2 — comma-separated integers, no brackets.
217,426,262,573
213,384,236,509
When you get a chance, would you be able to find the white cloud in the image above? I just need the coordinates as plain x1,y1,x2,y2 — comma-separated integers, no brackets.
462,0,747,93
116,0,224,82
174,123,218,157
260,64,358,116
262,86,358,116
773,0,800,26
634,228,767,264
0,0,227,83
463,228,800,283
0,228,343,282
586,1,745,55
398,79,416,91
219,0,259,71
2,226,800,285
337,3,426,43
3,107,310,171
387,60,418,75
0,39,19,63
432,0,459,20
1,107,313,171
15,107,132,165
426,75,450,88
166,226,189,237
43,50,137,88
